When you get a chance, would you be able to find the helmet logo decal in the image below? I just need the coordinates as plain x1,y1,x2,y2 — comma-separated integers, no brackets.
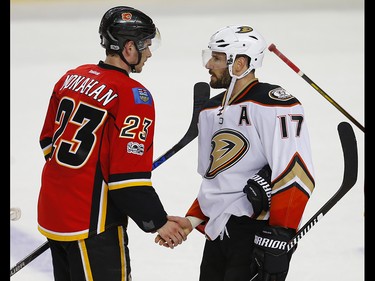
121,12,132,21
236,26,253,33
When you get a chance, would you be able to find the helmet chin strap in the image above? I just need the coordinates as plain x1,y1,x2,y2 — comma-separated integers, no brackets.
219,63,253,123
119,48,142,73
224,63,252,107
218,76,235,123
224,76,236,108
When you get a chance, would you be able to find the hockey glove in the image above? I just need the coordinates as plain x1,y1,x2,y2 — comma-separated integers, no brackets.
243,164,272,218
250,225,295,281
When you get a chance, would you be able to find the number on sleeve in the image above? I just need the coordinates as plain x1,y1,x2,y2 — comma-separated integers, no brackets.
278,114,304,138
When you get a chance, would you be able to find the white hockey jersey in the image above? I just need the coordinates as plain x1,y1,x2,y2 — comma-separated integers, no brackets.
186,79,315,240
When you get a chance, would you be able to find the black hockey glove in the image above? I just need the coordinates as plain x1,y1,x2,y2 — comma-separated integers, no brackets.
243,164,272,218
250,225,295,281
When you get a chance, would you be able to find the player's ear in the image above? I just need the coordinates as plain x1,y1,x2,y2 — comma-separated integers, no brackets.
123,41,139,65
233,56,248,74
123,40,136,56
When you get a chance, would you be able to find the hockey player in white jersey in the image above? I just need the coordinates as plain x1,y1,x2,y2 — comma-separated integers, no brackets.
156,25,315,281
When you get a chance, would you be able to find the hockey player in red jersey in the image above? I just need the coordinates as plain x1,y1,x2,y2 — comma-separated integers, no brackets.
37,6,187,281
156,25,315,281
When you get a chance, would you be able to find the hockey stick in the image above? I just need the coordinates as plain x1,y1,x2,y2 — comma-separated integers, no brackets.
10,82,211,277
152,82,211,169
250,121,358,281
268,44,365,133
286,121,358,251
10,242,50,277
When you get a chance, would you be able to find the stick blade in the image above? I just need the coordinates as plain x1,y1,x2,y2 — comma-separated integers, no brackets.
179,82,210,145
194,82,210,101
193,82,210,116
152,82,210,169
338,121,358,189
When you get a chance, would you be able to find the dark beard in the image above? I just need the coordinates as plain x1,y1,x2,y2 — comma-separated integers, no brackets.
210,68,232,89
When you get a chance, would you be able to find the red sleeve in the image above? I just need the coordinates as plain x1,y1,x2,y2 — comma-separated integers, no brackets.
269,153,315,230
186,198,209,234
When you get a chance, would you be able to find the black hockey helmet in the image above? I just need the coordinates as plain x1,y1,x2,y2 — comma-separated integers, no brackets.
99,6,160,53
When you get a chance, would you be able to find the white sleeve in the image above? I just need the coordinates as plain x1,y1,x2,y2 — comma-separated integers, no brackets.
186,216,204,229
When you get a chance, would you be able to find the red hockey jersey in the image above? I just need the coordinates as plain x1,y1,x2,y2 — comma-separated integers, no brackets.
38,61,167,241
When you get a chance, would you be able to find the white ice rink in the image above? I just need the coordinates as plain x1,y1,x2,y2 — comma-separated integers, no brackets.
10,0,365,280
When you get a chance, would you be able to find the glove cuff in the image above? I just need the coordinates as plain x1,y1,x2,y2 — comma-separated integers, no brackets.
254,226,295,253
243,165,272,218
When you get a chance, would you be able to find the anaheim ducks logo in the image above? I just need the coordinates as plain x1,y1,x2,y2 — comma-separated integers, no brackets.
236,26,253,33
205,129,249,179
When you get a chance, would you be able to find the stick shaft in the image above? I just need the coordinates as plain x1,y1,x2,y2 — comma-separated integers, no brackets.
10,242,49,276
268,44,364,132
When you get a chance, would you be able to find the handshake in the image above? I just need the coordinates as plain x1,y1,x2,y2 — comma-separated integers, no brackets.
154,216,194,249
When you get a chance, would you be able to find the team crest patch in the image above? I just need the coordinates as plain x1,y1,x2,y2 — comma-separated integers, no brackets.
268,87,294,101
132,88,153,105
127,141,144,155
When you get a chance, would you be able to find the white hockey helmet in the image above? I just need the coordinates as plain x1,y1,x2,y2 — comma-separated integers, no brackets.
202,25,266,77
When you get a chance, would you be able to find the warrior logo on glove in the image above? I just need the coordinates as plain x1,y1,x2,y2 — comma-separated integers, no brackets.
243,164,272,218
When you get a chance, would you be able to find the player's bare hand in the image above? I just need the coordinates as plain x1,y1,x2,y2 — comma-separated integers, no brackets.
155,216,193,248
167,215,193,235
156,220,187,249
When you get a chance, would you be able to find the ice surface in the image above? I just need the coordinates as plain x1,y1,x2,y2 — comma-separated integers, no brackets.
10,1,364,280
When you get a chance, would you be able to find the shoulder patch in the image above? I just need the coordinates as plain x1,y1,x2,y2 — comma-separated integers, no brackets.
268,87,294,101
132,87,153,105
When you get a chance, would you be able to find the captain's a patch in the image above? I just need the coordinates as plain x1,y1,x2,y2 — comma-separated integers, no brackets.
268,87,294,101
132,87,153,105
